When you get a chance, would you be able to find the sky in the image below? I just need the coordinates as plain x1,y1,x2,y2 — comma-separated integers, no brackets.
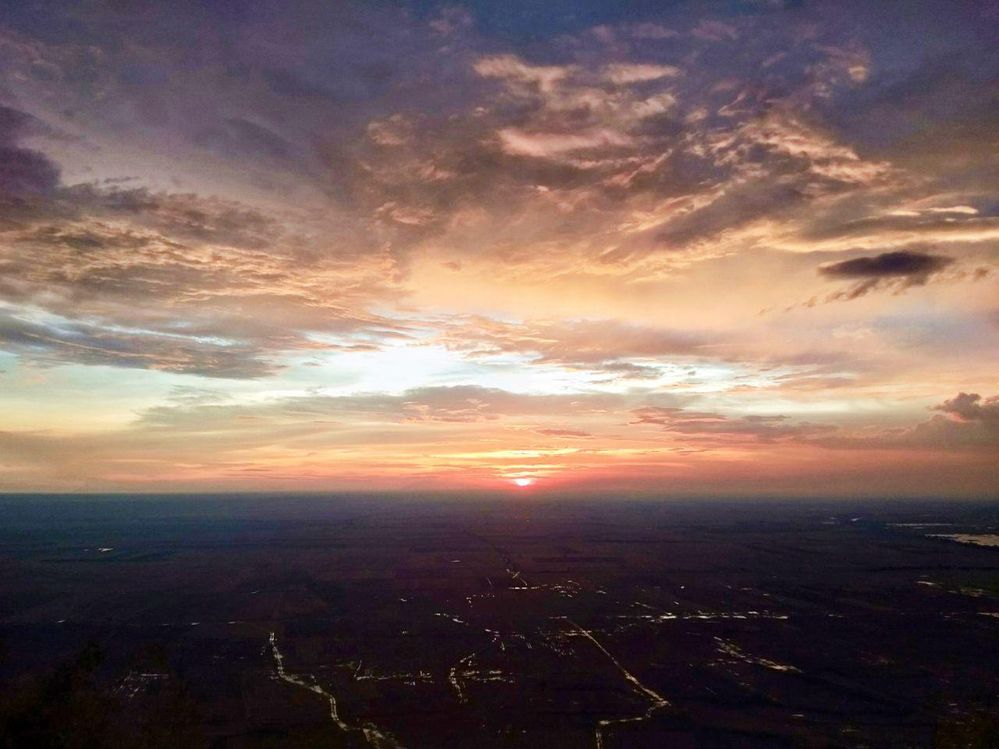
0,0,996,496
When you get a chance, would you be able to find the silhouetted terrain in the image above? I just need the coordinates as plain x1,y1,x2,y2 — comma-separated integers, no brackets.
1,495,998,747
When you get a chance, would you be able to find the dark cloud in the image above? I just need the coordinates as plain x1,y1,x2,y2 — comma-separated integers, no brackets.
816,250,957,301
0,104,62,226
933,392,999,430
63,186,285,250
820,251,953,280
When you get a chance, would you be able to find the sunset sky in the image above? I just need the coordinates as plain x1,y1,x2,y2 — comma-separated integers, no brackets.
0,0,996,496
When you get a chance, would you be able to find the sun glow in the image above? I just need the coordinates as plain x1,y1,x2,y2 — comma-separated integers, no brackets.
512,478,535,487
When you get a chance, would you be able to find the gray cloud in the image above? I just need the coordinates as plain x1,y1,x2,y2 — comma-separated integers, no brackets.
0,310,277,378
820,251,954,279
0,105,62,228
817,250,956,301
631,405,835,443
0,105,59,195
134,384,682,433
933,392,999,430
818,392,999,451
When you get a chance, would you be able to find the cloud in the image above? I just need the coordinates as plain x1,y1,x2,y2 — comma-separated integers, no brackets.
803,212,999,243
820,251,955,280
934,392,999,430
0,200,406,376
631,406,835,443
0,107,407,376
0,105,59,192
596,361,663,380
818,392,999,451
473,54,570,93
633,392,999,453
341,13,928,270
497,128,636,158
534,427,592,438
818,250,956,300
602,63,681,84
438,317,709,380
135,385,649,432
0,105,61,227
1,384,994,493
0,309,278,378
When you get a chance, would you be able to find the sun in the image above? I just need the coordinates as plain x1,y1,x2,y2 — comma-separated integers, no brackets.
512,477,535,488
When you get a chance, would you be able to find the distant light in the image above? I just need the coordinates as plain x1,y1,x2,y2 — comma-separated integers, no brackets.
512,478,534,487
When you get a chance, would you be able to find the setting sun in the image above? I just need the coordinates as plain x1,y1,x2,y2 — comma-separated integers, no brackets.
512,478,535,488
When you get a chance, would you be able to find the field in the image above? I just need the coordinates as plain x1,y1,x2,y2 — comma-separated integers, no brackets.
1,495,997,747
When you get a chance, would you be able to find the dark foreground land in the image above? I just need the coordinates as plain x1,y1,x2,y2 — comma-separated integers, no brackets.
1,495,998,748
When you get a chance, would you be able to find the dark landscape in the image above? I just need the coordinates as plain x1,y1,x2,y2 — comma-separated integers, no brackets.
1,495,997,748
